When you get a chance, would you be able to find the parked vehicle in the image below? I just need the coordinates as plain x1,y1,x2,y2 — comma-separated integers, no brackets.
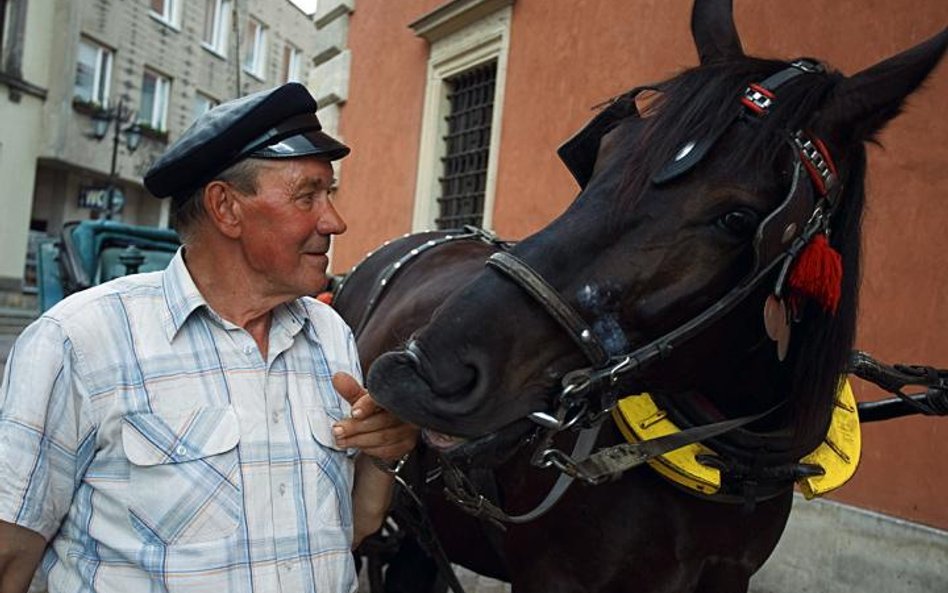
37,220,180,312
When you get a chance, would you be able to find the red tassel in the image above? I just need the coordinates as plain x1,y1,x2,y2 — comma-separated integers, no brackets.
787,234,842,314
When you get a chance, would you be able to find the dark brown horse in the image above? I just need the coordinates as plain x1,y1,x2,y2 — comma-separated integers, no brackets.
334,2,947,591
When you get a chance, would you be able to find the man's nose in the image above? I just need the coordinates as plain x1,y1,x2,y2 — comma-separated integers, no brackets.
317,199,347,235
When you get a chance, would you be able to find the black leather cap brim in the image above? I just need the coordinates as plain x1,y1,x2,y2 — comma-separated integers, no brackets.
250,129,350,160
143,83,349,199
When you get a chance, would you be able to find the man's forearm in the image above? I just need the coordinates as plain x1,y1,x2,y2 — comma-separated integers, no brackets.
351,455,396,548
0,521,46,593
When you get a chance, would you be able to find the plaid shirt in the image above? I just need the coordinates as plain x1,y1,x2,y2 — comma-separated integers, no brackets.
0,249,361,593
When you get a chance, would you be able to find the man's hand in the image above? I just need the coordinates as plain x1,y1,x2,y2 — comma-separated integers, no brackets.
331,372,418,462
331,372,418,546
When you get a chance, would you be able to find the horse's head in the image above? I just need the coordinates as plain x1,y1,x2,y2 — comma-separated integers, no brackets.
368,0,947,463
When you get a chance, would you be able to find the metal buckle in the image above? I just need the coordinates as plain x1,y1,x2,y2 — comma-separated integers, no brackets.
793,132,837,195
742,87,773,112
790,59,825,74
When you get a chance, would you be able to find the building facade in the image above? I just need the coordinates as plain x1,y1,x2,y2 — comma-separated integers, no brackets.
0,0,54,298
0,0,326,295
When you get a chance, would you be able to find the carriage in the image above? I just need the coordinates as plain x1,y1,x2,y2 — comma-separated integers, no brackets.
36,219,180,312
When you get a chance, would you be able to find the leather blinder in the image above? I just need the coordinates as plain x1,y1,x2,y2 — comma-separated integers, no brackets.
749,156,816,286
558,87,651,189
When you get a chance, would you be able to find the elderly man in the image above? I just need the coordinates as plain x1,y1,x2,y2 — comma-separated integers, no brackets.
0,83,415,593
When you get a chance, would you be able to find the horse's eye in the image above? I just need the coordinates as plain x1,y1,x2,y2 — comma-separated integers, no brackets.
718,209,759,236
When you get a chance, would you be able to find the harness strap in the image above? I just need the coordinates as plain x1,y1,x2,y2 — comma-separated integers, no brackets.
351,227,506,338
391,473,469,593
849,350,948,421
549,405,777,485
442,423,602,525
486,251,611,368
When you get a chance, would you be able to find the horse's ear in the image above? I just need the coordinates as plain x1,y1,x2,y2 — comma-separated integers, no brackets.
691,0,744,64
816,28,947,144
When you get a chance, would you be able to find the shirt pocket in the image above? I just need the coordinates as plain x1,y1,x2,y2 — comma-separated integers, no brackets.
122,406,242,545
306,406,355,529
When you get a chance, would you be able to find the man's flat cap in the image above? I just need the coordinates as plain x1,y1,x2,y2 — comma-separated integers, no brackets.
144,82,349,199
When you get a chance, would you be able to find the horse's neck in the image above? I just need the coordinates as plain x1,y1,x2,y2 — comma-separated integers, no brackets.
700,340,789,424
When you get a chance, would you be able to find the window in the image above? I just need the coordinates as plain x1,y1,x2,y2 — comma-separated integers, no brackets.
139,69,171,131
74,38,113,106
149,0,180,27
1,0,9,64
242,17,267,78
192,91,218,121
436,62,497,229
410,0,513,231
281,44,301,83
202,0,231,55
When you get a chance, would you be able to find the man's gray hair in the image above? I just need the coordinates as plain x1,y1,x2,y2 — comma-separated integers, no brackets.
170,158,264,243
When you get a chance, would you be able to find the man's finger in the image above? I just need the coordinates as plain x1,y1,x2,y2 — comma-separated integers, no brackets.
332,372,366,407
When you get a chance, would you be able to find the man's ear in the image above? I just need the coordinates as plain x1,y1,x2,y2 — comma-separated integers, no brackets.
204,181,243,239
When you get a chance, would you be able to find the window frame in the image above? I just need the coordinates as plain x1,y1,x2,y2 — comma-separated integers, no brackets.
1,0,9,64
201,0,231,57
74,37,114,107
192,91,219,121
139,69,172,131
242,17,267,79
281,43,302,84
410,2,513,232
149,0,181,29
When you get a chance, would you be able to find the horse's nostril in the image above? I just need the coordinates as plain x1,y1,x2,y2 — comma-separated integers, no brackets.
402,339,480,400
404,339,424,368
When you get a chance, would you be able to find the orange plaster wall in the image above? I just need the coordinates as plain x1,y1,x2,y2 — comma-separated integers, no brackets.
332,0,444,269
338,0,948,528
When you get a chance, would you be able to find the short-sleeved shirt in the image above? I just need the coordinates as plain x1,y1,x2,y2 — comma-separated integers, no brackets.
0,249,361,593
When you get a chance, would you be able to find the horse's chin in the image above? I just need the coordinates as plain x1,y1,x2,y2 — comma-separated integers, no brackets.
422,428,467,452
423,419,536,468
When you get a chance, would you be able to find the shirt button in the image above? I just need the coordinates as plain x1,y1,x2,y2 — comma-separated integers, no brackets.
272,411,281,424
176,446,187,456
278,483,287,496
243,345,254,355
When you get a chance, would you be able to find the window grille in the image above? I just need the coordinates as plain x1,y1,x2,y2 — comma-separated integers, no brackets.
436,61,497,230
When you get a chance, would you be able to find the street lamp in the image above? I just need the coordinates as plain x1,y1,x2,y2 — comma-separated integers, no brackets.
91,96,143,220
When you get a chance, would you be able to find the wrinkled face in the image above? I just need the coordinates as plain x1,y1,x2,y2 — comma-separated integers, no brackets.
235,157,346,299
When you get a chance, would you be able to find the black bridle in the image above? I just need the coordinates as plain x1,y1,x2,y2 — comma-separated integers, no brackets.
482,59,843,485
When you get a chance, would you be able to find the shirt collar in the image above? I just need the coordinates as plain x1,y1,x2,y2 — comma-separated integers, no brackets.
161,248,211,341
161,248,312,342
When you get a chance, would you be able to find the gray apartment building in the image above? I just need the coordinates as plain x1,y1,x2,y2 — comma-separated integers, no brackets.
0,0,350,300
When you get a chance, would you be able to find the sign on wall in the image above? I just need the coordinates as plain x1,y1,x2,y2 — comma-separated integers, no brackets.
78,186,126,213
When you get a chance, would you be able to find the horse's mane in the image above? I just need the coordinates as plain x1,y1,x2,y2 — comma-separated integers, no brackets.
612,58,863,453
